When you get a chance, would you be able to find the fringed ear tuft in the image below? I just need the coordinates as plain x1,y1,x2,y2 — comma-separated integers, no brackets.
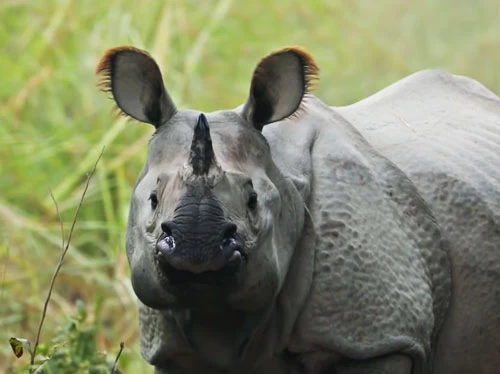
96,46,176,127
96,46,144,98
282,46,320,94
281,46,320,123
242,46,320,130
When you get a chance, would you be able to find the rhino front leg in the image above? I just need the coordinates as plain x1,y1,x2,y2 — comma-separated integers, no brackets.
331,354,413,374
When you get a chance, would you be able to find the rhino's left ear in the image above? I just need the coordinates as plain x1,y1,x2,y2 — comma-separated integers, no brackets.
96,46,176,127
242,46,319,131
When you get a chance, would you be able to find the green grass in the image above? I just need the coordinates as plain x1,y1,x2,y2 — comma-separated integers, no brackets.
1,0,499,372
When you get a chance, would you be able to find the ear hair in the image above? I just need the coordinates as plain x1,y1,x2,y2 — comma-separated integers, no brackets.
244,46,319,130
96,46,146,119
279,46,319,121
96,46,176,126
272,46,320,94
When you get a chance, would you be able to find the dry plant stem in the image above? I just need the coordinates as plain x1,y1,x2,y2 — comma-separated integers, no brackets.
111,342,125,373
30,149,105,369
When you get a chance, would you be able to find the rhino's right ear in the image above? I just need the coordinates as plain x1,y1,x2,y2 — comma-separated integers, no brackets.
96,46,176,127
242,46,319,131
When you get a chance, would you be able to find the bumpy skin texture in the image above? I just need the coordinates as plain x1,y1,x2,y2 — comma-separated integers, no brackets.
336,70,500,373
129,70,500,373
264,97,451,373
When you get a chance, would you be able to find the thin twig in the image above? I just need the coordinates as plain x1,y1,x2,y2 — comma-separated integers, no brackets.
0,263,6,315
50,189,65,262
111,342,125,373
30,149,104,369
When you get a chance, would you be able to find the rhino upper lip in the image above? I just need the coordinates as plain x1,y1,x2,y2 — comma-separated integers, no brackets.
153,233,247,286
155,232,248,259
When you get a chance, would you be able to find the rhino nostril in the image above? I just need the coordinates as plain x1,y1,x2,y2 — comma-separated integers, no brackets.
161,221,173,235
222,223,237,239
157,235,176,257
221,223,242,259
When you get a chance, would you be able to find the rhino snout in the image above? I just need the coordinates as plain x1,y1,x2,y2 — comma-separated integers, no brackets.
155,220,244,276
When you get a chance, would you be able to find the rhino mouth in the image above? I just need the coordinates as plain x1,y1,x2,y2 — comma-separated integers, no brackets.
154,233,247,288
156,251,246,287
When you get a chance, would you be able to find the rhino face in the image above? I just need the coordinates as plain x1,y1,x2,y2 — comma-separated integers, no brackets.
131,111,281,312
97,46,318,314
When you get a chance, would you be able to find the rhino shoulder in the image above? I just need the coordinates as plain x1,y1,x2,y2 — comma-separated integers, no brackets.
287,105,451,368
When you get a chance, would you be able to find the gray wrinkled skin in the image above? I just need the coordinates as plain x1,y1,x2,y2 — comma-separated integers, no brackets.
104,48,499,374
335,70,500,373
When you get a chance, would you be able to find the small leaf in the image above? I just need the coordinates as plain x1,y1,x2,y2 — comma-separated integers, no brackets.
76,299,86,320
9,337,32,358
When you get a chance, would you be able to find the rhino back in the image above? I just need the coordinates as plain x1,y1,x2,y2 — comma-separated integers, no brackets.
336,69,500,373
335,69,500,204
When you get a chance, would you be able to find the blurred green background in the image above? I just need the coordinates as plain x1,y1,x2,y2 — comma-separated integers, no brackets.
1,0,499,372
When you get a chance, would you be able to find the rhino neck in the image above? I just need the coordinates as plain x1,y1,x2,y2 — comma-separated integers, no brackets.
171,308,267,368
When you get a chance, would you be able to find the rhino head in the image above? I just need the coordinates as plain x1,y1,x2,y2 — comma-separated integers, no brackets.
96,46,318,365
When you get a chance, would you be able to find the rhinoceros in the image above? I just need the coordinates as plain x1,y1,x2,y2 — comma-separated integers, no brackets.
96,46,500,374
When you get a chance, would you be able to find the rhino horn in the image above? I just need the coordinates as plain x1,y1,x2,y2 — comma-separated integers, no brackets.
189,113,217,176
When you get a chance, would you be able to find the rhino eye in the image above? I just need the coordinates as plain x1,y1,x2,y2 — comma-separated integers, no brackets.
247,192,258,210
149,192,158,210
